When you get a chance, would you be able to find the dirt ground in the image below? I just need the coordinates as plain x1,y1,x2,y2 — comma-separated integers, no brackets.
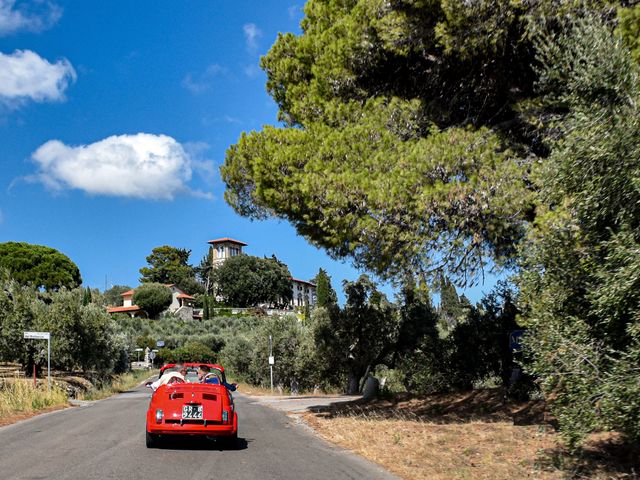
299,388,640,480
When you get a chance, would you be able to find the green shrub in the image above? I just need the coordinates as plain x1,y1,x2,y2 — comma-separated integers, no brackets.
159,342,217,364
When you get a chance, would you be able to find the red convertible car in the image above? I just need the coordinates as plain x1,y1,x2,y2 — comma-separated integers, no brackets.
145,363,238,448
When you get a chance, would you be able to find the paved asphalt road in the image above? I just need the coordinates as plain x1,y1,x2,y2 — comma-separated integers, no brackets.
0,386,397,480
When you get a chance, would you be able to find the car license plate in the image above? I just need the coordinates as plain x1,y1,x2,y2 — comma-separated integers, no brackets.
182,405,203,419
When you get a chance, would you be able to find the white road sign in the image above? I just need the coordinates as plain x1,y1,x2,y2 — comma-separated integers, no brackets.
268,356,275,365
24,331,50,340
149,351,156,360
23,331,52,391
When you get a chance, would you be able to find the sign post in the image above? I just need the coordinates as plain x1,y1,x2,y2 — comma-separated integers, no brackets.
23,331,51,392
268,335,274,394
149,349,157,367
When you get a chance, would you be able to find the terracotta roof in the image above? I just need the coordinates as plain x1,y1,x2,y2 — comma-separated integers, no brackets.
207,237,248,246
292,277,317,287
107,305,142,313
177,293,195,299
121,285,179,296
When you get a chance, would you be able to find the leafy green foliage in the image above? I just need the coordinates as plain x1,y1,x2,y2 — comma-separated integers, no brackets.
211,254,293,307
313,268,337,308
617,4,640,63
314,274,397,393
139,245,203,294
103,285,131,307
437,274,471,331
519,15,640,448
202,295,211,320
222,1,624,283
399,283,520,394
158,342,217,364
0,242,81,290
195,248,214,295
0,269,127,374
220,315,318,389
132,283,173,319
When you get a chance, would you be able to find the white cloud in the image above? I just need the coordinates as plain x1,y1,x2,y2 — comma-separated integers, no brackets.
181,63,226,94
243,23,262,52
30,133,208,200
243,63,260,78
288,4,301,20
0,49,75,104
0,0,62,36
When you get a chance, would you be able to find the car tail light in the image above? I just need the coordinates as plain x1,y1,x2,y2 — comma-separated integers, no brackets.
155,409,164,423
222,410,228,423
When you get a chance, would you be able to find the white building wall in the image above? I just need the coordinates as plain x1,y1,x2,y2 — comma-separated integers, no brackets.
168,285,181,311
291,280,317,308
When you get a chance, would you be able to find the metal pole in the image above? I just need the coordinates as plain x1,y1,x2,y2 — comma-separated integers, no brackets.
47,336,51,392
269,335,273,394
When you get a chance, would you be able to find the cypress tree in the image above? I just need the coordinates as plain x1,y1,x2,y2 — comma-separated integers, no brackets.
203,295,210,320
314,268,337,308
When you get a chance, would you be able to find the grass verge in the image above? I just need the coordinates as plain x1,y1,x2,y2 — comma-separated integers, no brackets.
303,413,560,479
79,369,157,400
300,389,640,479
0,378,68,420
231,378,343,397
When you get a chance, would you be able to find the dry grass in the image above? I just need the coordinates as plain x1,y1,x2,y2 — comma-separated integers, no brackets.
233,379,342,397
304,413,559,479
234,382,275,396
300,389,640,480
79,369,156,400
0,378,68,420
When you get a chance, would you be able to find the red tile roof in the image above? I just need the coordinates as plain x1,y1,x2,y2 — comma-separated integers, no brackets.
207,237,248,246
107,305,142,313
292,278,317,287
120,289,135,296
177,293,195,299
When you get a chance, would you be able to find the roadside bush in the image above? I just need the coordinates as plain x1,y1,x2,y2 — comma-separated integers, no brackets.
397,284,522,395
398,336,454,394
220,315,321,389
0,272,125,374
159,342,217,363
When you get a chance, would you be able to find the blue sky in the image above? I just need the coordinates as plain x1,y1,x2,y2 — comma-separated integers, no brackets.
0,0,498,303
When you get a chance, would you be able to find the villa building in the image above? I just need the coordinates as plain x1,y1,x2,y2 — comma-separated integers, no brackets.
107,284,196,320
208,237,317,308
291,278,317,307
208,237,248,267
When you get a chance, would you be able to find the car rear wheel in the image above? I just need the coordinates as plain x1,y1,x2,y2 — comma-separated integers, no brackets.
146,431,159,448
225,431,238,449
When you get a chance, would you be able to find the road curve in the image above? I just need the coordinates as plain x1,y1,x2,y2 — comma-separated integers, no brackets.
0,385,397,480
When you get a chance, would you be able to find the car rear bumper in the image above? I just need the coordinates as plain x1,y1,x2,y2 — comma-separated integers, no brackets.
147,420,236,436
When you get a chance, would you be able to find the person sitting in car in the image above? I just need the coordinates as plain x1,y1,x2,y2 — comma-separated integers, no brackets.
197,365,237,392
148,364,187,391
